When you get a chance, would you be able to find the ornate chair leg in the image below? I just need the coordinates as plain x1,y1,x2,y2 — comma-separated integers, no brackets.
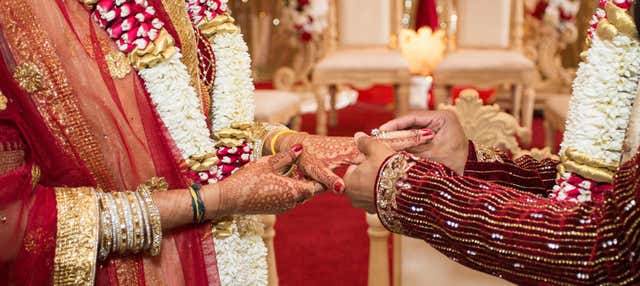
544,117,555,150
433,85,449,109
394,83,410,116
393,234,402,286
328,85,338,127
261,215,279,286
366,213,390,286
520,86,536,146
290,114,302,131
512,84,523,124
314,85,328,135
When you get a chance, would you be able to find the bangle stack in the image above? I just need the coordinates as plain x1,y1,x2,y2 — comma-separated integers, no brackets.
96,178,167,260
249,123,290,161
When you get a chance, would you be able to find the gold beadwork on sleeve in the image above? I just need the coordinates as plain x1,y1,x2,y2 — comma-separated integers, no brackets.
376,153,414,233
475,144,506,163
53,187,100,286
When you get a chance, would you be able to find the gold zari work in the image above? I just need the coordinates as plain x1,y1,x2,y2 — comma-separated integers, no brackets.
160,0,200,91
54,187,100,286
0,0,117,190
105,52,132,79
0,93,7,110
13,62,43,93
376,153,413,233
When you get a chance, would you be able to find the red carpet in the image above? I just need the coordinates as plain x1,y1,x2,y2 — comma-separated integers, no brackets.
273,85,554,286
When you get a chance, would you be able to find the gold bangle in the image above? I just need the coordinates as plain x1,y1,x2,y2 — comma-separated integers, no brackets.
126,192,145,253
112,192,129,255
138,185,162,256
270,129,297,155
98,192,113,261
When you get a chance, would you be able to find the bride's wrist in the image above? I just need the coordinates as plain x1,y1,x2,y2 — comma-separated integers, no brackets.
202,183,227,219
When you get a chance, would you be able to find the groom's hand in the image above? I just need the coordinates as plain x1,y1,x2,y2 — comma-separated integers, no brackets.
343,133,395,213
379,111,469,175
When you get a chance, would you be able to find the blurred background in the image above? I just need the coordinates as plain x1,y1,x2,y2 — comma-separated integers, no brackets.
233,0,593,285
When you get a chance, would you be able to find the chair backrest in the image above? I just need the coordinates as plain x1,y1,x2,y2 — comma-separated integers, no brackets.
443,0,524,52
438,89,555,160
325,0,402,50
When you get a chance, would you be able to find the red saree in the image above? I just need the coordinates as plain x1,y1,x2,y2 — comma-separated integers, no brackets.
0,0,221,284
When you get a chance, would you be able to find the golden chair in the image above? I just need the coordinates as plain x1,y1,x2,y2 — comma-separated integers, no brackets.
312,0,411,135
433,0,536,144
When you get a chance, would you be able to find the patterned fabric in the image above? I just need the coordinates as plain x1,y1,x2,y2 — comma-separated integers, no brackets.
465,141,558,196
375,150,640,285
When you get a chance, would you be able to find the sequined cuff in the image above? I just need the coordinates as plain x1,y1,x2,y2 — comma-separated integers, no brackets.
374,152,415,234
53,187,100,286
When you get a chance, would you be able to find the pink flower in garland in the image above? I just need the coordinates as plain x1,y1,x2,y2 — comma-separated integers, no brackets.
86,0,164,53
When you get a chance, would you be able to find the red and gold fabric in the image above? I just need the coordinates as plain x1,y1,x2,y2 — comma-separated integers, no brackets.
375,146,640,285
0,0,219,284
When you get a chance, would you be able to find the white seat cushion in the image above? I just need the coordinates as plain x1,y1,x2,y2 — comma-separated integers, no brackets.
435,50,535,83
315,49,409,72
254,90,301,124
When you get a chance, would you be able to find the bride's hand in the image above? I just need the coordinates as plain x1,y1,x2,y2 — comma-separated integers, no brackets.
214,145,324,216
271,130,434,193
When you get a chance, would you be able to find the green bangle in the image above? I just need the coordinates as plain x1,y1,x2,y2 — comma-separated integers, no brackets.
189,184,206,224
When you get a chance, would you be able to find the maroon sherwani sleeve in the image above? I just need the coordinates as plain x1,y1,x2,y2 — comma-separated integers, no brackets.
374,151,640,285
463,142,558,196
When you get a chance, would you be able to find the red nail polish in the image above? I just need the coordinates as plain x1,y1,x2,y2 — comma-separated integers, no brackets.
334,181,344,193
421,128,433,136
292,144,303,152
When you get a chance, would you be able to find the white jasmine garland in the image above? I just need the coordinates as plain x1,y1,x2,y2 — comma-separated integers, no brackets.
214,222,269,286
211,32,256,131
560,34,640,165
138,51,217,159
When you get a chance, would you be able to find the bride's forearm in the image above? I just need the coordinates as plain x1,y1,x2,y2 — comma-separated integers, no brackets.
152,183,222,230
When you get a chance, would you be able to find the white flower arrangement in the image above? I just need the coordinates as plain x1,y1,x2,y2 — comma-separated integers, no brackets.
540,0,579,31
560,33,640,165
138,51,217,159
214,222,269,286
211,32,256,131
284,0,329,42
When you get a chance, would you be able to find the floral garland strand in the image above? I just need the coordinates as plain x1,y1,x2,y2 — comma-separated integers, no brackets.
552,0,640,202
185,2,268,285
83,0,218,171
83,0,268,282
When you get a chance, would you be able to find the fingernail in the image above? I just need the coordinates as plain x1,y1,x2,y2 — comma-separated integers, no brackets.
333,181,344,193
292,144,303,153
421,128,433,137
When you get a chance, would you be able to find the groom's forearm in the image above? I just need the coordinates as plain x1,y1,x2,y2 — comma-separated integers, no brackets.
374,152,639,285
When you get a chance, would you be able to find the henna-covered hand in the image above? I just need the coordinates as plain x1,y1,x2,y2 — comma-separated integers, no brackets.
216,145,323,215
272,129,433,193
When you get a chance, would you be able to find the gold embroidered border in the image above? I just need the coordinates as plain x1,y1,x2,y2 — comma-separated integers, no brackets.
0,0,117,190
54,187,100,286
375,153,413,233
160,0,201,93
